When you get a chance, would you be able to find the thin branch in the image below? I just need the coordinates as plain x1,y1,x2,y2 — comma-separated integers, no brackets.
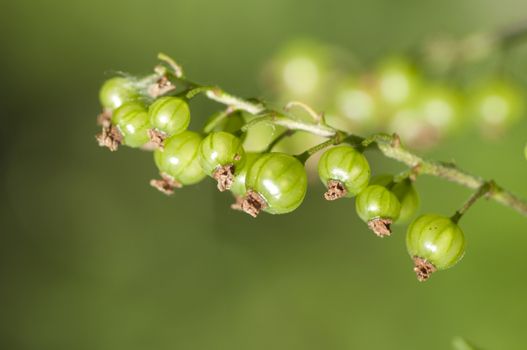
284,100,324,123
145,55,527,217
451,182,492,223
204,88,265,115
264,130,295,153
157,53,184,78
201,92,527,217
241,114,337,138
367,134,527,217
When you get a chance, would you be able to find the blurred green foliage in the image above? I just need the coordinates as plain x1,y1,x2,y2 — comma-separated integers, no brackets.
1,0,527,349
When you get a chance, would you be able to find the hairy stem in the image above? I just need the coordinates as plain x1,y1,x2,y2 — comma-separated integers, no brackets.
366,134,527,216
209,99,527,217
242,113,337,137
264,130,295,153
451,182,492,223
147,56,527,217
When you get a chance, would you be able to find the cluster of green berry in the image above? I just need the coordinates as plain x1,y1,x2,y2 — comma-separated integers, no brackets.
264,40,525,149
96,70,469,282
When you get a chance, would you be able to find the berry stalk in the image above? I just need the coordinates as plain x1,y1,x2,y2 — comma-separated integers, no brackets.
102,54,527,218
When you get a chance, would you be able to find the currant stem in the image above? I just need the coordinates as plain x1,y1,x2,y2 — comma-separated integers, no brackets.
264,130,296,153
140,53,527,218
284,100,324,124
241,113,337,137
157,52,184,78
295,132,362,164
451,182,492,223
202,106,237,133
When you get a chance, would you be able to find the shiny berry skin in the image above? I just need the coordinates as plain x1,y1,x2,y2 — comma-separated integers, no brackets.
417,85,463,134
406,214,465,281
392,179,419,223
371,175,419,223
355,185,401,236
272,40,330,99
376,57,420,107
471,80,524,133
335,81,379,130
318,145,370,199
148,97,191,136
199,132,245,174
199,131,246,191
99,77,139,110
154,131,206,185
244,153,307,215
111,102,151,148
230,152,261,197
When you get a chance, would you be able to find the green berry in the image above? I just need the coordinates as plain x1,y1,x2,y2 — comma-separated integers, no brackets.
149,97,191,136
242,153,307,216
230,152,261,198
112,102,151,148
371,175,419,223
199,131,246,191
355,185,401,237
417,85,464,134
274,40,330,98
335,80,378,129
471,80,524,133
376,57,420,106
318,145,370,200
99,77,139,110
406,214,465,281
392,179,419,223
154,131,206,186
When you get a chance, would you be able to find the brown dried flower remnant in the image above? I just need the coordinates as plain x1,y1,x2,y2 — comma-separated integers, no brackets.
150,173,182,195
324,180,348,201
241,190,267,218
412,256,437,282
96,124,122,152
367,217,393,237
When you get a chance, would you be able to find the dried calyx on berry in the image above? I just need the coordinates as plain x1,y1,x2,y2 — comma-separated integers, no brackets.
101,101,151,150
229,153,261,210
355,184,401,237
241,153,308,217
148,96,191,149
198,131,246,192
151,131,206,194
406,214,465,281
370,175,420,224
318,145,370,201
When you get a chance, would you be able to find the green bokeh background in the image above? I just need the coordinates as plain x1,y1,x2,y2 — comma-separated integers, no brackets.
1,1,527,349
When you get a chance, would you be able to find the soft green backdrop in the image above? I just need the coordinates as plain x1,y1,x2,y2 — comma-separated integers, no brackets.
1,1,527,349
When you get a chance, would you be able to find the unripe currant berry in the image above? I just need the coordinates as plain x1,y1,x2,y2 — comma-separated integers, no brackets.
318,145,370,200
230,153,261,198
406,214,465,282
242,153,307,217
355,185,401,237
111,101,151,148
199,131,246,192
151,131,206,194
471,80,524,135
148,97,191,147
392,179,419,223
99,77,139,110
371,175,419,223
376,57,420,107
